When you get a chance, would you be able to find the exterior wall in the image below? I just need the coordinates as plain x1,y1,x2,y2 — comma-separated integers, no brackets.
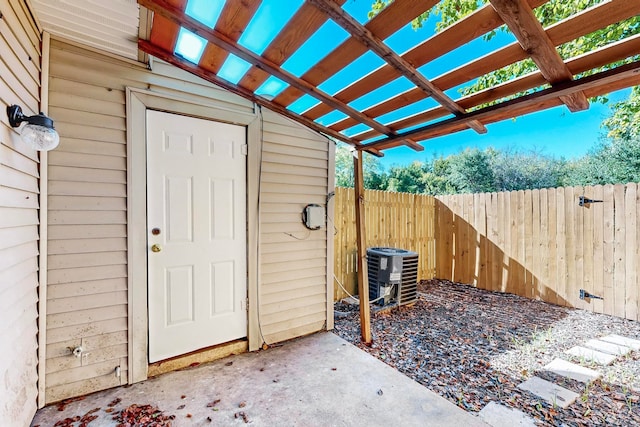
259,109,331,344
45,39,332,402
0,0,42,424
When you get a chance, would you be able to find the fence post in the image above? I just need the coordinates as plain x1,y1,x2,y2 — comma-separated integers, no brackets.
353,153,371,344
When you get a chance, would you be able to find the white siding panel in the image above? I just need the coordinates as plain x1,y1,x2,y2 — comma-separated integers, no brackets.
48,237,127,255
259,109,329,345
0,2,40,424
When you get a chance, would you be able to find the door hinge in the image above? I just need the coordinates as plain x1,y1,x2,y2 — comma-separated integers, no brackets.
241,298,248,311
241,144,248,156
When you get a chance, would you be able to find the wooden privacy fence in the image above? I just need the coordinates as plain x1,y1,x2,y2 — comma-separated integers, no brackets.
333,184,640,322
332,187,436,301
435,183,639,321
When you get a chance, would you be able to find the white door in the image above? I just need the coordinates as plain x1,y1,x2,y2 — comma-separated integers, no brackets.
146,110,247,362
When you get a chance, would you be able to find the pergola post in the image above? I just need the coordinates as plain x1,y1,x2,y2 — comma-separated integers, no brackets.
353,151,372,344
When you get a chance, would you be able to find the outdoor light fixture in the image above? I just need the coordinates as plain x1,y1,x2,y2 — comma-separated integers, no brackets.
6,105,59,151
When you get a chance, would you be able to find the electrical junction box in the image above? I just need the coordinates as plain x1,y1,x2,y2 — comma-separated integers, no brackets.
303,204,324,230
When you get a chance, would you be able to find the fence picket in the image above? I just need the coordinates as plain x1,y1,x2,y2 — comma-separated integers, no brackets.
625,183,638,321
575,186,586,311
547,188,558,306
538,189,549,302
556,188,567,306
592,185,605,314
603,185,615,316
613,184,626,318
582,185,595,313
565,186,578,308
524,190,534,299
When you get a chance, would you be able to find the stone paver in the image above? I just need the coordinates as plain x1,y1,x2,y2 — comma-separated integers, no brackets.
565,346,617,365
478,402,537,427
517,377,579,409
600,334,640,351
584,338,631,355
544,358,601,383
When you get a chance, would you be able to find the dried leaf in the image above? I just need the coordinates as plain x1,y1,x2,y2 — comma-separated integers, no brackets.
207,399,221,407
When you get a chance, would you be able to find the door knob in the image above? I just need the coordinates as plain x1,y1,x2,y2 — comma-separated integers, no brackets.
151,244,162,253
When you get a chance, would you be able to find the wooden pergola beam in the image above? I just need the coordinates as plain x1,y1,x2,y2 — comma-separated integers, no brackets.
489,0,589,112
307,0,487,135
342,0,640,139
354,33,640,142
138,39,384,157
238,0,346,92
199,0,261,74
141,0,423,152
363,60,640,150
274,0,438,107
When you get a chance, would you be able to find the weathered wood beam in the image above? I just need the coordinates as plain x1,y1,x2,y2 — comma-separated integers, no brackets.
354,33,640,141
342,0,640,138
353,152,372,344
363,60,640,150
307,0,487,134
274,0,439,107
238,0,346,91
138,39,383,157
303,0,547,121
140,0,414,151
199,0,261,74
489,0,589,112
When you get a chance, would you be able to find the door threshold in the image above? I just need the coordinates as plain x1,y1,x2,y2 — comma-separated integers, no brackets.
148,339,248,378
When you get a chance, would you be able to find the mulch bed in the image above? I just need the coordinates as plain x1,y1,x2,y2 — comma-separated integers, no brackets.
333,279,640,426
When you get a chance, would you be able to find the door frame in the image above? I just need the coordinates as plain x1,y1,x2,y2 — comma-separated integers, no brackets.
126,88,261,384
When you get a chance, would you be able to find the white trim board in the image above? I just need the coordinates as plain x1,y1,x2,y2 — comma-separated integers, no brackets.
126,88,260,383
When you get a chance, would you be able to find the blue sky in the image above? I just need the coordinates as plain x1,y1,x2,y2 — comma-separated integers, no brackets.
176,0,633,168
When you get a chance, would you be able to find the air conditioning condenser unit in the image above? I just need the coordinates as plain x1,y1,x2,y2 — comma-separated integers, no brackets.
366,247,419,307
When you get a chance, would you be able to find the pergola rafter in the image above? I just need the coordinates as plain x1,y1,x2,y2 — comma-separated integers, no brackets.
139,0,414,151
139,0,640,151
363,60,640,150
488,0,589,112
139,0,640,345
307,0,487,135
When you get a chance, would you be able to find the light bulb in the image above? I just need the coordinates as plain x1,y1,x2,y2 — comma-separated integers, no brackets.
21,124,60,151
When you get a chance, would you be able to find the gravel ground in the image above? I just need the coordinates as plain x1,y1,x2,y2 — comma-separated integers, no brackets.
333,279,640,426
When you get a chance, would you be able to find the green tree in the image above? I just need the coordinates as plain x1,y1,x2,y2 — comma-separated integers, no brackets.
490,148,568,191
370,1,639,101
421,157,458,195
447,148,496,193
602,86,640,141
334,142,388,189
565,136,640,185
386,161,428,193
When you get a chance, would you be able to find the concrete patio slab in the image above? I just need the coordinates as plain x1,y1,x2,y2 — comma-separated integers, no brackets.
599,334,640,351
543,358,601,383
565,346,617,365
478,402,536,427
584,339,631,355
32,332,487,426
517,377,579,409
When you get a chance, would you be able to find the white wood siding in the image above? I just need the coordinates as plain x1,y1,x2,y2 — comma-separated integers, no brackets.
46,39,331,402
0,0,41,424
